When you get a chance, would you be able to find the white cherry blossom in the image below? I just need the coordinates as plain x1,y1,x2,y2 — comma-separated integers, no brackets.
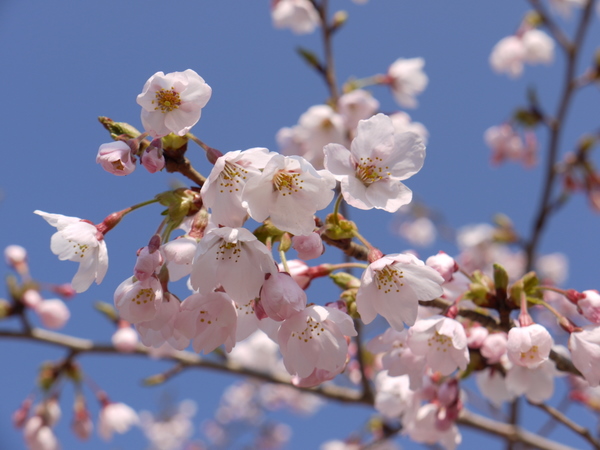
386,57,428,108
201,147,274,227
34,211,108,293
389,111,429,145
506,324,553,368
324,113,425,213
136,69,212,137
271,0,320,34
243,154,336,236
190,227,276,303
278,305,357,378
114,276,163,324
356,253,444,330
337,89,380,131
408,315,469,376
569,326,600,386
98,402,139,441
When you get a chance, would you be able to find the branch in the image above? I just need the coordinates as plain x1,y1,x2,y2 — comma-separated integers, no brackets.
528,400,600,449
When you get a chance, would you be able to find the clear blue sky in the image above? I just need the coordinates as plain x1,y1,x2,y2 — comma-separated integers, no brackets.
0,1,599,449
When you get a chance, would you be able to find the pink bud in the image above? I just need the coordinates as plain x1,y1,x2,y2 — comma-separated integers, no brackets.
279,260,311,289
50,283,77,299
426,252,457,282
141,147,165,173
35,299,70,329
22,290,43,309
466,326,488,348
260,272,307,321
133,245,164,282
578,290,600,324
111,326,139,353
480,332,507,364
96,141,136,176
5,245,27,272
292,233,324,260
12,398,33,428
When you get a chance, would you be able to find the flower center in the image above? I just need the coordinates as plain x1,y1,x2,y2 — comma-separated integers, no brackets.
355,157,390,186
428,332,452,352
291,316,325,343
273,171,304,196
132,288,154,305
69,241,89,259
215,241,242,262
152,87,182,113
374,265,404,293
219,161,248,193
519,345,539,361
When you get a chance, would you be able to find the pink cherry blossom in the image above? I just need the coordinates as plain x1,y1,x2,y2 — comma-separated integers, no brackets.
23,289,43,309
111,326,139,353
356,253,444,330
386,57,428,108
278,305,356,378
23,415,60,450
35,299,70,329
136,69,212,137
134,241,164,282
425,252,457,283
280,259,311,289
34,211,108,293
480,332,508,364
271,0,320,35
5,244,27,271
201,147,274,228
114,276,163,324
569,326,600,386
489,36,527,78
98,402,139,441
408,315,470,375
190,227,276,303
403,403,462,450
243,154,336,236
140,146,165,173
161,235,198,282
505,359,560,403
506,324,553,368
389,111,429,145
136,294,190,350
475,368,515,408
177,291,237,354
522,29,554,65
96,141,136,176
260,272,307,321
374,371,415,419
577,290,600,324
337,89,380,131
292,232,323,260
397,216,436,247
324,113,425,213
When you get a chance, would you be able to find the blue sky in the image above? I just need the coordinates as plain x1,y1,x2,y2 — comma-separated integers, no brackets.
0,1,599,449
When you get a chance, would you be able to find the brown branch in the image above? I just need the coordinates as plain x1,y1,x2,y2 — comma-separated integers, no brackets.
528,400,600,449
0,326,584,450
524,0,597,271
315,0,340,102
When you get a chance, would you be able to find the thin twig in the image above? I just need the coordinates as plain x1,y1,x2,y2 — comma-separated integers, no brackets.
528,400,600,449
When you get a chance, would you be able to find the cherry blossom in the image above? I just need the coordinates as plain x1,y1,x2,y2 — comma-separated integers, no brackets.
356,253,444,330
324,113,425,213
337,89,380,131
260,272,307,321
408,315,470,375
133,239,164,282
96,141,136,176
426,252,457,283
374,371,415,419
111,325,139,353
505,359,560,403
177,291,238,354
136,69,212,137
98,402,139,441
490,29,554,78
480,332,508,364
292,232,323,260
140,146,165,174
201,147,274,228
23,415,60,450
475,367,516,408
398,217,436,247
190,227,276,303
577,290,600,324
386,57,428,108
271,0,320,35
506,324,553,368
136,293,189,350
278,305,357,378
161,235,198,282
549,0,586,17
35,299,70,329
243,154,336,236
114,276,163,324
389,111,429,145
34,211,108,293
403,403,462,450
139,400,196,450
569,326,600,386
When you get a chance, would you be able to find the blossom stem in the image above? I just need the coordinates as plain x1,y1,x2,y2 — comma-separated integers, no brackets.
352,230,373,250
279,249,290,273
329,262,368,271
331,193,344,225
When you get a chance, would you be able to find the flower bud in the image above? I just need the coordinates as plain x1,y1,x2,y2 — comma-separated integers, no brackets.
292,232,324,260
35,299,70,329
260,272,307,321
111,325,139,353
96,141,136,176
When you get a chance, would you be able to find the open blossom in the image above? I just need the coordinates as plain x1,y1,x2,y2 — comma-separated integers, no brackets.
324,114,425,213
201,147,274,227
136,69,212,137
386,57,428,108
98,402,139,441
490,29,554,78
96,141,136,176
161,235,198,282
569,326,600,386
408,315,470,376
177,291,238,354
114,276,163,324
243,154,336,236
278,305,357,378
506,324,553,368
356,253,444,330
271,0,320,34
190,227,276,303
374,372,415,419
389,111,429,145
485,123,537,167
337,89,380,131
34,211,108,293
